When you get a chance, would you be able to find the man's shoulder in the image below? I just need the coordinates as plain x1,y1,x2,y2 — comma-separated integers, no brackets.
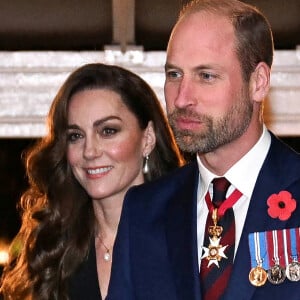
123,160,198,221
140,160,198,191
270,132,300,159
125,160,198,204
261,133,300,190
269,132,300,169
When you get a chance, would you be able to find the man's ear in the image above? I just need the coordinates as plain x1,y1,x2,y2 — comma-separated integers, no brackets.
143,121,156,156
249,62,271,103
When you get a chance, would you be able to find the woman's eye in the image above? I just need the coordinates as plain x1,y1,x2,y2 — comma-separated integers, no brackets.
67,132,82,142
102,127,118,136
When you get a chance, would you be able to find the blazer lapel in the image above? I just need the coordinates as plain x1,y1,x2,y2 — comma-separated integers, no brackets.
166,162,202,300
224,134,300,300
223,165,279,300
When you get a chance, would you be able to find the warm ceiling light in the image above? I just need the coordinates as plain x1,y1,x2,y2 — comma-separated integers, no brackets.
0,240,10,266
0,249,9,265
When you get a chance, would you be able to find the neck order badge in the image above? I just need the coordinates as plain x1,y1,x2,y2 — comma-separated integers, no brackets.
201,179,242,266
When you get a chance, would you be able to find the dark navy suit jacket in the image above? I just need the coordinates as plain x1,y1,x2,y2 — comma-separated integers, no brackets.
107,133,300,300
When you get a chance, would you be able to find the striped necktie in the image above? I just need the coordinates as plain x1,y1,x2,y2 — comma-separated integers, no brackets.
200,177,236,300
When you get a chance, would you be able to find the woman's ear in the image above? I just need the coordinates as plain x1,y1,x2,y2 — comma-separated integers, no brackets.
249,62,271,103
143,121,156,156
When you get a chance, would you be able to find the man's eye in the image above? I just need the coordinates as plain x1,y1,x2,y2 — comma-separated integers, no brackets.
166,70,181,79
200,72,217,81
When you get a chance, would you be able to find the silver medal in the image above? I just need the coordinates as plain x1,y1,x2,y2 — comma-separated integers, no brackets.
267,264,286,284
286,261,300,282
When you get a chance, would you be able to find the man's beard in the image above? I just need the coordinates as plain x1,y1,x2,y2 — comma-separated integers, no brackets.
167,89,253,154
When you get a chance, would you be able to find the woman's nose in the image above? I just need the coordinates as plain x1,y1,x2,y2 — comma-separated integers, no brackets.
83,137,102,159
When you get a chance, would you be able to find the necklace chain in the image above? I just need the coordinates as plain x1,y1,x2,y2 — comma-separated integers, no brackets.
96,235,111,262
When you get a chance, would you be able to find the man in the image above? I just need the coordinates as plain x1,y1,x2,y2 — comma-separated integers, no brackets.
107,1,300,299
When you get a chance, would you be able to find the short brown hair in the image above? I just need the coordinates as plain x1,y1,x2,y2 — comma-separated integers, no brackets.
179,0,274,81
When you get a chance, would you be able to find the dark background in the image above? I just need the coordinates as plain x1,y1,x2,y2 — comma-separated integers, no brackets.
0,0,299,51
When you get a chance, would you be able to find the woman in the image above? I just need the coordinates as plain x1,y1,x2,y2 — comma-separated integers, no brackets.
0,63,184,299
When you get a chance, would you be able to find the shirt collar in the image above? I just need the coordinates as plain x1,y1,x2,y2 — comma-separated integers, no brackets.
197,126,271,199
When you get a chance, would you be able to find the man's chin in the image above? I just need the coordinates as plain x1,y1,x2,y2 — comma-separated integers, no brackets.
175,135,199,153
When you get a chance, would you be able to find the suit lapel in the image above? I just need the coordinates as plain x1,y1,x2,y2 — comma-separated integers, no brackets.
223,164,278,300
224,134,300,300
165,162,202,300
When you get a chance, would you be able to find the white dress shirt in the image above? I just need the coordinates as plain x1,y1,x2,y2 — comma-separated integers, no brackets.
197,126,271,268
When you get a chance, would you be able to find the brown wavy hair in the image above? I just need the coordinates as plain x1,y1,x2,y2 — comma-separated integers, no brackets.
0,63,184,299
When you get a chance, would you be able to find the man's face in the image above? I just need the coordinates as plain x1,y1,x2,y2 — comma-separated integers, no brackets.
164,12,253,154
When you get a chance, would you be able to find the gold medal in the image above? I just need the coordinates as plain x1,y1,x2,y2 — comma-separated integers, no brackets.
249,266,267,287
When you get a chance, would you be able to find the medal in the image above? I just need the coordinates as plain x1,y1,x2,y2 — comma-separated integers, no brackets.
286,260,300,281
249,227,300,287
249,266,267,287
267,264,286,284
202,188,242,268
201,208,228,267
286,228,300,281
267,230,286,284
248,232,268,287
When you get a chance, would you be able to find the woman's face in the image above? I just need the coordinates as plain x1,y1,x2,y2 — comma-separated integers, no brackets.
66,88,153,202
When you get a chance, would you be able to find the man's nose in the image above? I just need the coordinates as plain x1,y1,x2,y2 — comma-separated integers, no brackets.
173,77,198,109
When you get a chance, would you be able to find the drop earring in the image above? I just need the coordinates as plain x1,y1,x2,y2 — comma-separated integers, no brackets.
143,155,149,174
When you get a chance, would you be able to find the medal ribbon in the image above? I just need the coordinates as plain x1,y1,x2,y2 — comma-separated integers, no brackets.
205,188,242,219
290,228,300,261
272,230,280,264
276,230,285,266
267,229,287,267
248,232,268,269
283,229,291,265
290,228,297,258
297,228,300,259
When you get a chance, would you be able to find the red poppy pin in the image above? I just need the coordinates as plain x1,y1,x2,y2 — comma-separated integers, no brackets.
267,190,297,221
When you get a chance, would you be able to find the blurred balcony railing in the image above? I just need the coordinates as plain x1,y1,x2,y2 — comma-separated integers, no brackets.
0,48,299,137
